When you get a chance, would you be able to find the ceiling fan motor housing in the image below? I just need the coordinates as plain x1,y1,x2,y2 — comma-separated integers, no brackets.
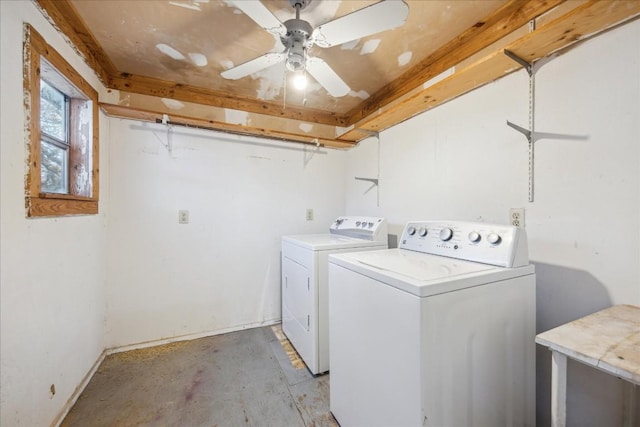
288,0,312,10
282,18,313,72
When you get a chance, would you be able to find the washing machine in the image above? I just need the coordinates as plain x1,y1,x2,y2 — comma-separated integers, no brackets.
281,216,387,375
328,220,536,427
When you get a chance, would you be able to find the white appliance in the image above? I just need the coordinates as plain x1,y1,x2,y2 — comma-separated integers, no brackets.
281,216,388,375
329,220,536,427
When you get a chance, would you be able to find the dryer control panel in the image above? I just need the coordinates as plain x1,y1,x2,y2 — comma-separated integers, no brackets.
330,216,388,242
399,221,529,268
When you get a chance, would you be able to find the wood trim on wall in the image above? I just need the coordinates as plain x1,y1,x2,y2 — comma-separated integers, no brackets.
24,24,100,217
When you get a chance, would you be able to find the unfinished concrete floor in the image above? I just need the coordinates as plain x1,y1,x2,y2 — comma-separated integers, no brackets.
62,326,336,427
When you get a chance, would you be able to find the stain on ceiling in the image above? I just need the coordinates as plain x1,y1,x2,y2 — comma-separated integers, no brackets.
69,0,504,113
35,0,640,147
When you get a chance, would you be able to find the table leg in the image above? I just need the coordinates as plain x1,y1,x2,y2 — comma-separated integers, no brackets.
623,382,637,427
551,351,567,427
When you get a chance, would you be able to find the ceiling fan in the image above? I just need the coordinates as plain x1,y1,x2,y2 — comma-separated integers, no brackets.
221,0,410,98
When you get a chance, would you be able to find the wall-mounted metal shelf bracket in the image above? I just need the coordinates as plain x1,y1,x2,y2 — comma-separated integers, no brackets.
505,48,579,203
354,131,381,206
504,48,537,202
504,49,532,76
354,177,379,186
304,141,321,166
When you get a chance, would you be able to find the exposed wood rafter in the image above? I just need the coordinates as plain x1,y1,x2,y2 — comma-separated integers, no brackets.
346,0,566,126
109,74,350,127
33,0,640,149
337,0,640,140
34,0,116,86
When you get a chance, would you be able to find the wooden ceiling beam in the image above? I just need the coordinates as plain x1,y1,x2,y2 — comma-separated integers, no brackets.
34,0,350,127
346,0,566,126
34,0,117,86
339,0,640,140
100,103,355,149
109,73,350,127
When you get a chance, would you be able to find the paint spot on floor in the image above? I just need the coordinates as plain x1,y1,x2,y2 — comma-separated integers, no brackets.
156,43,185,61
360,39,380,55
188,53,208,67
161,98,185,110
398,51,412,66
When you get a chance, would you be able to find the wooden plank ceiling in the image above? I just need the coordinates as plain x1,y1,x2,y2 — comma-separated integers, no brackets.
35,0,640,149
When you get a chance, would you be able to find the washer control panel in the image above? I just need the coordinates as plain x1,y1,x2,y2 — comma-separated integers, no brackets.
399,220,528,267
330,216,388,242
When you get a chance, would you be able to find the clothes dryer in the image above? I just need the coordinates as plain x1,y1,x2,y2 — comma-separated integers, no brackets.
281,216,387,374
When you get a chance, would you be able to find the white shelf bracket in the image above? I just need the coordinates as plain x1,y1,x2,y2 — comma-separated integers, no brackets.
504,48,537,202
303,142,321,166
505,47,586,203
354,132,381,206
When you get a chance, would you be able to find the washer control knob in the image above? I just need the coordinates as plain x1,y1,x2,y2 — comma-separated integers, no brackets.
407,226,417,236
336,218,343,225
356,221,361,226
487,233,502,245
418,227,428,237
368,222,374,227
439,228,454,241
468,231,481,243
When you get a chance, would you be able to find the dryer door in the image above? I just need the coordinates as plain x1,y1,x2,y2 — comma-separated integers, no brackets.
281,256,315,369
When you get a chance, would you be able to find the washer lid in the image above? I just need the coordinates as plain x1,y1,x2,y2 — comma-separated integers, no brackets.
283,234,388,251
329,249,534,297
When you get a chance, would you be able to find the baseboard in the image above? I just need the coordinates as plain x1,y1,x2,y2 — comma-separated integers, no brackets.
51,350,107,427
50,318,281,426
105,318,281,355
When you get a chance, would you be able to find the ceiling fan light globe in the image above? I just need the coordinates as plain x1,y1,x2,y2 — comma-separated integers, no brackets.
292,73,308,90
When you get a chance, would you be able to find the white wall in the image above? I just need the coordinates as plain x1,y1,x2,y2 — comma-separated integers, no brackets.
2,1,637,425
344,20,640,427
105,120,346,348
0,1,109,426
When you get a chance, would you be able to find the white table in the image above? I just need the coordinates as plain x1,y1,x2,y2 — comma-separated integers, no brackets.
536,304,640,427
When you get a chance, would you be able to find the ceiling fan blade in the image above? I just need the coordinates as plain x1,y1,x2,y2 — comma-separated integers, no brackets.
306,57,350,98
226,0,287,36
312,0,409,48
221,52,287,80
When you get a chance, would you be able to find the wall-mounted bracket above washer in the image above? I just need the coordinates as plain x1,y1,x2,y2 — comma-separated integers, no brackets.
505,48,584,203
504,47,537,202
354,177,379,186
354,132,381,206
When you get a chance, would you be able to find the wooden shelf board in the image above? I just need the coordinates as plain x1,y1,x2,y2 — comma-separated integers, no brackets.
343,0,640,141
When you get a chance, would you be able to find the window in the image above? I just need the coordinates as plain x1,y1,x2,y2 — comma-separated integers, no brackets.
24,24,99,217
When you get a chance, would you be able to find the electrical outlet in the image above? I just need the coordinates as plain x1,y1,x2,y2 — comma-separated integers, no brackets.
306,209,314,221
509,208,525,228
178,210,189,224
